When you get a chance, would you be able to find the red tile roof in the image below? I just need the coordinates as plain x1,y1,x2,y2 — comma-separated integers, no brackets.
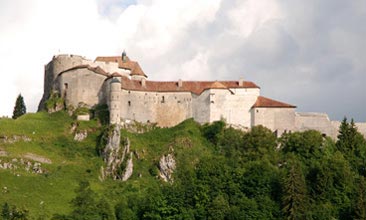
118,76,259,95
58,64,260,95
95,56,147,78
252,96,296,108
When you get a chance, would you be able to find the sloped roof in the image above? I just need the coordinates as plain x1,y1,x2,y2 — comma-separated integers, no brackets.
95,56,147,78
210,81,227,89
57,62,260,95
252,96,296,108
118,76,259,95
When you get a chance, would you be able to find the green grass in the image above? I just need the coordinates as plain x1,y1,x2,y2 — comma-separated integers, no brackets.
0,112,214,218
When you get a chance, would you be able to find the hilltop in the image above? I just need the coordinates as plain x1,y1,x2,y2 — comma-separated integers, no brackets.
1,111,366,219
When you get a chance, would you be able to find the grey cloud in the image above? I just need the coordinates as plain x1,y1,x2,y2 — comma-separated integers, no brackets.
111,0,366,121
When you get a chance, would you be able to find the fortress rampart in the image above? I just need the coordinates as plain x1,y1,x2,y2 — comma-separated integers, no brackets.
38,53,366,139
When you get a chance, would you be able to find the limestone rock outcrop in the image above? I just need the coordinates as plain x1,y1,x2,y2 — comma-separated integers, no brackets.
74,130,88,142
101,125,133,181
122,153,133,181
159,154,176,182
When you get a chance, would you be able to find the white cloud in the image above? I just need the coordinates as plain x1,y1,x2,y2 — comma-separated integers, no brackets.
228,0,282,37
0,0,365,121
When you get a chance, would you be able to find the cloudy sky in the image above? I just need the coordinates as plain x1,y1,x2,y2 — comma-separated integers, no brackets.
0,0,365,121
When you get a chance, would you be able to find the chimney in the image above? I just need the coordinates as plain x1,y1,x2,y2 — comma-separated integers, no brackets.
178,79,183,88
141,78,146,87
239,78,244,86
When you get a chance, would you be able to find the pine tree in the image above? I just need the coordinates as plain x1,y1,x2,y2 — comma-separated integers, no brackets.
12,94,26,119
355,176,366,220
282,158,308,220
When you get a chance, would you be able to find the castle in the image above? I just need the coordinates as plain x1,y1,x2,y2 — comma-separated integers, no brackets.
38,52,366,139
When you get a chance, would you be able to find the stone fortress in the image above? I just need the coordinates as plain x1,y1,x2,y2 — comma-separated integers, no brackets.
38,52,366,139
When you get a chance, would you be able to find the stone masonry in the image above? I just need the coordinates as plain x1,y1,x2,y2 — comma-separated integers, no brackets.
38,52,366,139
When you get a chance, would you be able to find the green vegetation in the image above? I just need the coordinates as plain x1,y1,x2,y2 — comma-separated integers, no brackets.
12,94,26,119
45,91,64,112
1,113,366,219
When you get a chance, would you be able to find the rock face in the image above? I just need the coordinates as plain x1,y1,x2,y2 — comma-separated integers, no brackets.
0,135,31,144
101,125,133,181
159,154,176,182
47,102,64,113
0,158,47,174
122,153,133,181
74,130,88,141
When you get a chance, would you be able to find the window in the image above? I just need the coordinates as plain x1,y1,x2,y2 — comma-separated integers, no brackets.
210,93,215,104
128,101,131,106
162,96,165,103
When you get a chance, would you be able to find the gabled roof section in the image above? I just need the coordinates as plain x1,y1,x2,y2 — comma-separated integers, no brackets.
252,96,296,108
210,81,227,89
95,56,147,78
118,76,259,95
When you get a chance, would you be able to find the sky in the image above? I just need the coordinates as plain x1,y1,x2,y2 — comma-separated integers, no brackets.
0,0,365,121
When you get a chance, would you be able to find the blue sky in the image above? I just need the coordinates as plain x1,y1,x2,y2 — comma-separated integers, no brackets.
0,0,365,121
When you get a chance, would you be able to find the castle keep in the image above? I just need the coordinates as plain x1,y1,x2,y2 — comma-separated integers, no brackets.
38,52,366,139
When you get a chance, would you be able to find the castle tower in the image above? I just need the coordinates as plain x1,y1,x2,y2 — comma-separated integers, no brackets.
122,50,127,62
109,78,121,124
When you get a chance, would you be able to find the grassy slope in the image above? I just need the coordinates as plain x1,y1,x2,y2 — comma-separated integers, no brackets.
0,112,212,218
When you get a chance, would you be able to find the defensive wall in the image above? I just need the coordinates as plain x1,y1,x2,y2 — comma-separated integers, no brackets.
39,53,366,139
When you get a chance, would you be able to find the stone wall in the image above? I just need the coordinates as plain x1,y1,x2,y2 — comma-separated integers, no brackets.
208,88,259,128
83,60,130,77
57,68,107,107
119,90,193,127
295,112,339,139
192,90,210,124
39,54,366,140
251,108,296,135
38,55,86,110
356,123,366,138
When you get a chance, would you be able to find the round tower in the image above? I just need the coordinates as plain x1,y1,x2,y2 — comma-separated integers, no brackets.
109,78,121,124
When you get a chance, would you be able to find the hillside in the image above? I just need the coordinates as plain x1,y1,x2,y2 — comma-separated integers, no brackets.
1,112,366,219
0,112,211,219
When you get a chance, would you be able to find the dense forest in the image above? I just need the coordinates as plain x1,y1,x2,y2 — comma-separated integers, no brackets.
1,113,366,219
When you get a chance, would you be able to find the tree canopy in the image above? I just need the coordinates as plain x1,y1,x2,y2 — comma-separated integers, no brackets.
12,94,26,119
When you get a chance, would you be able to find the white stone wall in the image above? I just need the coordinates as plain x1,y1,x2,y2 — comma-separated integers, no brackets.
83,60,131,77
207,88,259,128
251,107,296,135
356,123,366,138
294,112,339,139
192,90,211,124
119,90,193,127
57,68,107,107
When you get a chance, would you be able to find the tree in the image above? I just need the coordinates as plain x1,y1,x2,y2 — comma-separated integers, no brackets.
242,125,278,162
2,203,11,220
69,181,105,220
282,157,309,220
355,176,366,220
336,117,366,175
1,202,29,220
280,130,324,166
12,94,26,119
202,120,226,145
